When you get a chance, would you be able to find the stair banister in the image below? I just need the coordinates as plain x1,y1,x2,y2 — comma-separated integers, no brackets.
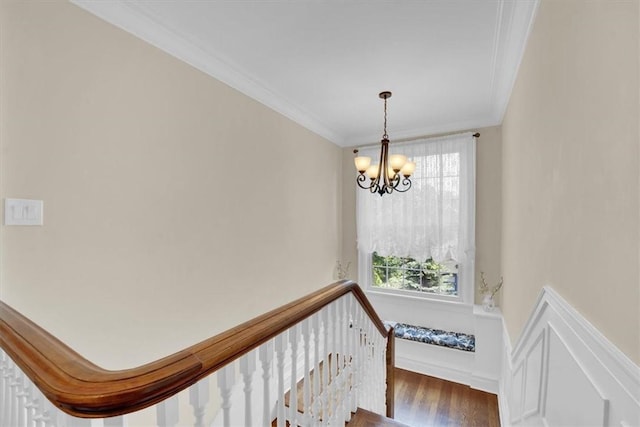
0,280,394,420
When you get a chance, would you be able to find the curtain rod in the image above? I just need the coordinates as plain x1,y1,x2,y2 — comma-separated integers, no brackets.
353,131,481,150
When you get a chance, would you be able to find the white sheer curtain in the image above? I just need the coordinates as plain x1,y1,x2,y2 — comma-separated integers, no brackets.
356,132,476,263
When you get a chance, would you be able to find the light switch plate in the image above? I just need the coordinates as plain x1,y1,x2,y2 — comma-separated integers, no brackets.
4,198,43,225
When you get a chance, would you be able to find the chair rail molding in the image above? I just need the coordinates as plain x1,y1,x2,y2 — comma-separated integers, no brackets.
499,285,640,427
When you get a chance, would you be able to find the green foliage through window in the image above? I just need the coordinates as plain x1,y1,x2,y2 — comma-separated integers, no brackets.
372,252,458,296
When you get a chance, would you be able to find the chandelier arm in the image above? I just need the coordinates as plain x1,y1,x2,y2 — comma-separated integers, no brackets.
390,174,400,189
392,177,412,193
356,174,373,190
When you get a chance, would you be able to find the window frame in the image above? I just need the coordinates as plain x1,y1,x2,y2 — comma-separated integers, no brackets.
359,250,474,304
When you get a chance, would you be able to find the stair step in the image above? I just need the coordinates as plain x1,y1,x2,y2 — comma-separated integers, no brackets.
347,408,410,427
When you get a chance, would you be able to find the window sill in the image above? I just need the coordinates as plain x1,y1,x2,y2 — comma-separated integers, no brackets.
365,288,474,313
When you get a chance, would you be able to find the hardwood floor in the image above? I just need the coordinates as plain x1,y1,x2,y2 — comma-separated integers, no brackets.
392,368,500,427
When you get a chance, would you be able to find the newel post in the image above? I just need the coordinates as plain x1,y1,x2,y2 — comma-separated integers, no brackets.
385,326,395,418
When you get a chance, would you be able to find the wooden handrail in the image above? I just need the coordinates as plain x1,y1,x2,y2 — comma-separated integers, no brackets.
0,280,389,418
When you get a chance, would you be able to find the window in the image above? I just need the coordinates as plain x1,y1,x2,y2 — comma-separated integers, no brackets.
372,252,458,296
356,132,476,303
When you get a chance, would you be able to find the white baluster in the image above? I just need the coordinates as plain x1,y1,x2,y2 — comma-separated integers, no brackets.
357,303,366,411
0,352,7,426
344,296,353,422
368,317,376,411
321,306,330,427
301,318,311,426
381,332,388,413
338,296,347,423
156,395,179,427
365,316,373,411
311,313,321,426
34,394,50,427
274,331,288,427
333,299,342,424
189,377,209,427
371,324,378,412
239,350,256,427
348,295,358,414
14,369,26,427
3,356,12,427
10,364,20,427
217,363,236,427
344,294,352,415
43,398,60,427
25,379,38,427
259,339,274,427
330,302,339,424
289,324,299,426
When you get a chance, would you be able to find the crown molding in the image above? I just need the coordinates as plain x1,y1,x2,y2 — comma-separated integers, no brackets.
71,0,538,148
488,0,541,125
70,0,344,146
347,0,539,146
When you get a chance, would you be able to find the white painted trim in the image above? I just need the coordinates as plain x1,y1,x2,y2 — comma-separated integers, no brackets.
489,0,541,125
545,287,640,399
396,351,499,394
498,286,640,426
70,0,538,147
365,289,472,313
498,318,513,427
513,286,640,402
393,339,475,386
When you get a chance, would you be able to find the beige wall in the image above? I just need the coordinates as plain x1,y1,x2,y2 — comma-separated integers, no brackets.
341,126,504,305
0,1,342,369
501,0,639,363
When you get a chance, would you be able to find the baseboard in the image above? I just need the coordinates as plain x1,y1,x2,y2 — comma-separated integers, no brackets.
395,353,499,394
498,286,640,427
394,337,487,388
395,354,472,388
468,373,499,394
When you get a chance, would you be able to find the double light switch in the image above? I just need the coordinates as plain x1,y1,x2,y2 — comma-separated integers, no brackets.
4,198,44,226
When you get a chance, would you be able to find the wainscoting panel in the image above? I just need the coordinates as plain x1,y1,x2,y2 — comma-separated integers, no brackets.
522,331,544,420
509,363,524,424
544,325,608,427
499,286,639,427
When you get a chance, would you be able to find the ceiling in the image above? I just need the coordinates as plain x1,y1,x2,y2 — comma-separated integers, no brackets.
71,0,539,147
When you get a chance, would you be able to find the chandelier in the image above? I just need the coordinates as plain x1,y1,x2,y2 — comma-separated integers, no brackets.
353,91,415,196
